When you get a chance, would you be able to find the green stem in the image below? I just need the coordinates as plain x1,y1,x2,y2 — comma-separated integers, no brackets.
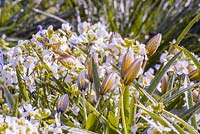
129,90,136,131
188,89,197,129
88,83,93,101
95,95,102,109
120,85,128,134
82,91,87,125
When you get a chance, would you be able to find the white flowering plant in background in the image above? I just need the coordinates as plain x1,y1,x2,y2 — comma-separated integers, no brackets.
0,14,200,134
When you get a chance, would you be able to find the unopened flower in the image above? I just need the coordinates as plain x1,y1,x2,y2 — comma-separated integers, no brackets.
146,33,162,56
57,94,69,113
123,58,143,85
189,69,199,80
88,57,93,82
192,90,200,103
121,48,134,79
100,73,116,95
77,71,88,91
161,74,168,94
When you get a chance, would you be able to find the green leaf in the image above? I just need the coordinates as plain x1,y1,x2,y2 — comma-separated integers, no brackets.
123,85,130,128
62,125,98,134
107,111,119,133
179,103,200,121
141,51,182,104
138,104,179,133
86,113,98,131
3,88,15,111
163,82,200,104
84,99,108,125
163,110,198,134
92,57,100,99
175,13,200,46
16,67,30,102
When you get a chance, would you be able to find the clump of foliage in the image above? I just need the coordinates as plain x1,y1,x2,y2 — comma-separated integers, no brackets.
0,12,200,133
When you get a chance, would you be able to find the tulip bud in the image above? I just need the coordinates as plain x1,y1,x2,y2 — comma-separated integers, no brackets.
121,48,134,79
123,58,143,85
161,74,168,94
189,69,199,80
100,73,116,95
146,33,162,56
78,71,88,91
192,90,200,103
88,57,93,82
57,94,69,113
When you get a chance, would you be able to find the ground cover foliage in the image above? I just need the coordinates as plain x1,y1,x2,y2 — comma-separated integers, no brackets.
0,0,200,134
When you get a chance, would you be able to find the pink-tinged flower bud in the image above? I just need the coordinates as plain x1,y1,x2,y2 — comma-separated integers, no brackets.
57,94,69,113
146,33,162,56
161,74,168,94
123,58,143,85
88,57,93,82
189,69,199,80
192,90,200,103
121,48,134,79
100,73,116,95
78,71,88,91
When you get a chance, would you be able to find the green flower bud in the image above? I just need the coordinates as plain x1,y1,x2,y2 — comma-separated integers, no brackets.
121,48,134,79
100,73,116,95
146,33,162,56
57,94,69,113
123,58,143,85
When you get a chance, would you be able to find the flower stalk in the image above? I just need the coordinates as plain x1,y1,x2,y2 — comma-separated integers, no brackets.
120,84,128,134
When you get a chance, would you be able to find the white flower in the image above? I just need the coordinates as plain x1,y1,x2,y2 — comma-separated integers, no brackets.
175,61,189,75
49,34,60,44
62,23,71,31
77,22,90,34
142,70,154,86
24,56,36,70
96,29,108,38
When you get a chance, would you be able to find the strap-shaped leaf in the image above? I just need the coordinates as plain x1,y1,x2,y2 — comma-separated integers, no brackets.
92,57,100,99
179,103,200,121
175,13,200,46
163,110,198,134
137,104,179,133
141,51,182,104
163,82,200,104
4,88,15,111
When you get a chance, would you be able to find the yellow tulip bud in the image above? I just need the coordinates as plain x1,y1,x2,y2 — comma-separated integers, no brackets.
161,74,168,94
88,57,93,82
121,48,134,79
100,73,116,95
189,69,199,80
123,58,143,85
146,33,162,56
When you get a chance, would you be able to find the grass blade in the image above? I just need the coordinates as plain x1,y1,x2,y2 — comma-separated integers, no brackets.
163,82,200,104
141,51,182,104
92,57,100,100
163,109,198,134
3,88,15,112
175,13,200,46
